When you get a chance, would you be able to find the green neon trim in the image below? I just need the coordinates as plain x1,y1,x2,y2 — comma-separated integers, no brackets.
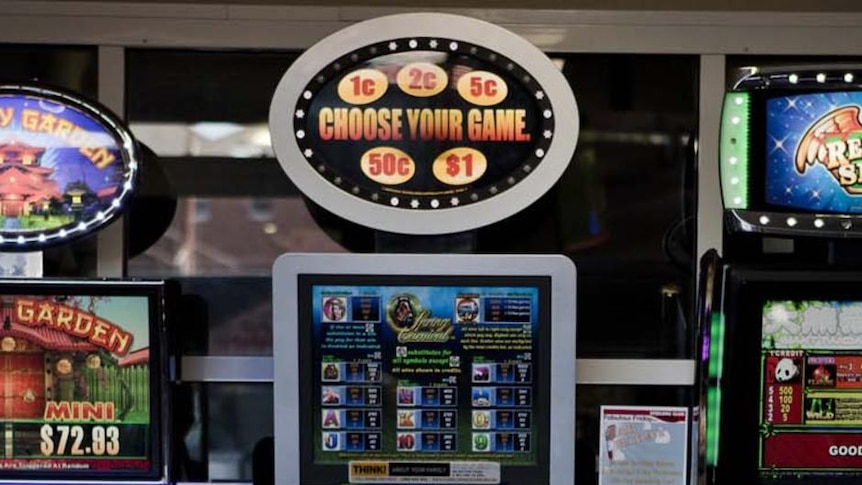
720,92,750,209
706,386,721,466
707,312,724,379
705,311,725,467
758,351,766,466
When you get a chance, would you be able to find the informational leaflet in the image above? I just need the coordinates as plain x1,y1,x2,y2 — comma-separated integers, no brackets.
598,406,689,485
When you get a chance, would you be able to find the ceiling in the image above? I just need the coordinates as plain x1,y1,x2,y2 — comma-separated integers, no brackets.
43,0,862,11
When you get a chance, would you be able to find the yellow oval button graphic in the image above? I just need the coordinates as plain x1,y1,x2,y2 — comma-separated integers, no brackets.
337,69,388,105
432,148,488,186
456,71,508,106
396,63,448,98
360,147,415,185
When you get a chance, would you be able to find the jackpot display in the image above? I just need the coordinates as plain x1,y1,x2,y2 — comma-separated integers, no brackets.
760,301,862,476
270,13,578,235
0,281,167,484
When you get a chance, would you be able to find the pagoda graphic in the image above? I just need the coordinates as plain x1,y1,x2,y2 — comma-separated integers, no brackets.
0,140,61,219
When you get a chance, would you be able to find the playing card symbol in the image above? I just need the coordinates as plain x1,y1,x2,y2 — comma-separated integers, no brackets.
796,106,862,193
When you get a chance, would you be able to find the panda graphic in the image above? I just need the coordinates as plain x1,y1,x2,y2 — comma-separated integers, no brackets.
774,357,801,384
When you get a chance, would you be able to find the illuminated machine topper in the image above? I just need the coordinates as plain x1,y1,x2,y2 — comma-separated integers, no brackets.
269,13,578,235
0,85,138,250
719,66,862,237
0,280,169,484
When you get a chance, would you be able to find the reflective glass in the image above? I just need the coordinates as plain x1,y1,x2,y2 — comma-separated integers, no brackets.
540,54,698,358
174,383,273,482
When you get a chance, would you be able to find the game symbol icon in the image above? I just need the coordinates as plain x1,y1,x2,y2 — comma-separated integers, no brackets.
322,363,340,382
806,358,836,388
387,294,419,331
473,364,491,382
321,386,341,405
322,410,341,429
398,387,415,405
472,410,491,429
398,411,416,429
323,432,340,451
774,357,800,383
322,296,347,322
456,297,480,323
323,296,347,322
472,387,492,406
397,432,417,451
805,397,836,420
473,433,491,452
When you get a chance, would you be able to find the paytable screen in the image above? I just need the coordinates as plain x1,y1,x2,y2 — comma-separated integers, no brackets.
760,300,862,479
303,279,550,484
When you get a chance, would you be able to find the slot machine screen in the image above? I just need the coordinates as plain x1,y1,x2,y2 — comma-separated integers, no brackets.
764,91,862,215
719,269,862,484
0,280,169,484
274,254,577,485
760,299,862,477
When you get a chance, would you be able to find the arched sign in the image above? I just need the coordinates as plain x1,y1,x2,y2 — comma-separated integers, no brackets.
0,84,138,250
270,13,579,235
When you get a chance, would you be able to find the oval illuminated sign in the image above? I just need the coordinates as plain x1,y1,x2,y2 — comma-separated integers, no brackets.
270,13,578,235
0,85,138,250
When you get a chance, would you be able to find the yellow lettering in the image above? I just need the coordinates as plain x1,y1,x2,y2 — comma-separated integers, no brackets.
108,329,132,355
56,308,74,332
467,109,482,140
79,147,116,169
37,113,57,134
406,109,421,140
318,108,334,141
90,320,108,346
0,107,13,127
73,313,94,337
827,140,848,169
839,164,858,186
16,299,35,324
36,303,55,326
21,109,39,131
849,138,862,160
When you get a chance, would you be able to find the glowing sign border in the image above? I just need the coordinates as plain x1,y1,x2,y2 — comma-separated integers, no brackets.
270,13,578,235
0,84,139,251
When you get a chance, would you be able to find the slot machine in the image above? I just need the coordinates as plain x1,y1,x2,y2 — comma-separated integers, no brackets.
273,253,577,485
699,65,862,484
0,84,174,485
